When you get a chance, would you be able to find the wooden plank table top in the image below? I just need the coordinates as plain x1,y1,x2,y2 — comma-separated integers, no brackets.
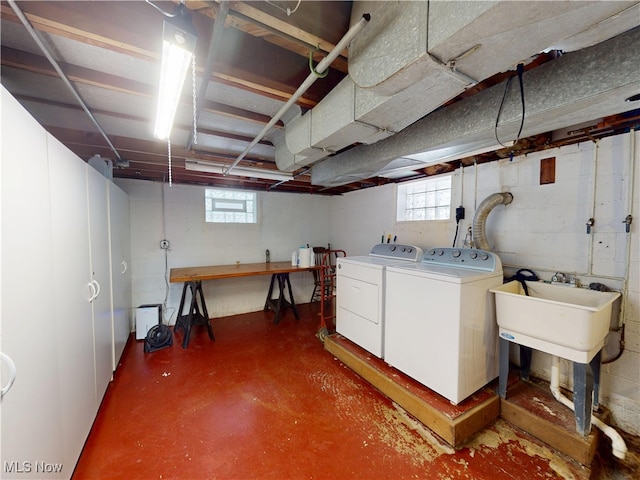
170,261,320,283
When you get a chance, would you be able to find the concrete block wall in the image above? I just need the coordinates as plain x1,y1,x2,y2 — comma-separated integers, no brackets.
330,131,639,436
115,179,332,323
329,182,452,255
119,130,638,436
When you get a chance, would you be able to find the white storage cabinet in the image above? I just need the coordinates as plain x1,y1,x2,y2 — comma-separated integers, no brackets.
0,86,131,478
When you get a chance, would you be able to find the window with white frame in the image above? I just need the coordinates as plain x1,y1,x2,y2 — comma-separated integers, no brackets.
396,175,452,221
205,189,257,224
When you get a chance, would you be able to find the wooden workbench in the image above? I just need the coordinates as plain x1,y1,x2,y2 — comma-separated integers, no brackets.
170,261,319,347
170,261,318,283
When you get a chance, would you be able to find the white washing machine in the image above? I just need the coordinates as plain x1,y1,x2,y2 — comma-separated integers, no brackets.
336,243,424,358
384,247,503,404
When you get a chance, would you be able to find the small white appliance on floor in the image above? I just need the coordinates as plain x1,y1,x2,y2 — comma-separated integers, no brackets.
136,304,162,340
336,243,424,358
384,248,503,404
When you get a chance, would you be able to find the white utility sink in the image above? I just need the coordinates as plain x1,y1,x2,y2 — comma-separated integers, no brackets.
491,281,620,363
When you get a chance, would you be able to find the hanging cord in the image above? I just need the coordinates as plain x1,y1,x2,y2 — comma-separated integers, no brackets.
167,138,172,187
265,0,301,16
515,63,525,142
191,55,198,145
452,223,460,248
494,63,526,150
162,246,176,324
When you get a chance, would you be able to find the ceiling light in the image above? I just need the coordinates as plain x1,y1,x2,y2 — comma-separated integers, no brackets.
153,5,197,140
185,160,294,182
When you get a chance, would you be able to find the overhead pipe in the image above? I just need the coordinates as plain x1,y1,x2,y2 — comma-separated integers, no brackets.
8,0,122,163
223,13,371,176
472,192,513,251
185,1,230,151
550,356,627,459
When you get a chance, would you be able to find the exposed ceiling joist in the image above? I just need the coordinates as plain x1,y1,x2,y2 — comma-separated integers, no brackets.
2,1,639,195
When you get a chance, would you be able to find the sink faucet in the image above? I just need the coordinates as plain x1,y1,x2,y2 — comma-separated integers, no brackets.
552,272,578,287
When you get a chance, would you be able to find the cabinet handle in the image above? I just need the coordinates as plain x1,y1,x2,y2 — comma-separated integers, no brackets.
92,279,101,299
88,281,97,302
121,259,128,274
1,352,17,398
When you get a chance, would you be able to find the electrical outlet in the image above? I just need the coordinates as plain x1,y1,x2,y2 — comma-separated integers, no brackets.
160,239,170,250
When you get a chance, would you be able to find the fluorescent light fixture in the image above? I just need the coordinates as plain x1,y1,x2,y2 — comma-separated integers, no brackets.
185,160,294,182
153,6,197,140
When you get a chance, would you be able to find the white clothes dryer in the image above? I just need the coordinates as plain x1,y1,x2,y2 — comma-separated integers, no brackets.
336,243,424,358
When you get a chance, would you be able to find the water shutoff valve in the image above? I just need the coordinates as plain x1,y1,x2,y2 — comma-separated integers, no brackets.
586,218,595,234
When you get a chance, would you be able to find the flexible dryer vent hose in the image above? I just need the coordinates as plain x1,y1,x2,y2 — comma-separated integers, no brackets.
472,192,513,251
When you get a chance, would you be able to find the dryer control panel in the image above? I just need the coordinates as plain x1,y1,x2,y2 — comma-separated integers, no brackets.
369,243,424,261
421,247,502,272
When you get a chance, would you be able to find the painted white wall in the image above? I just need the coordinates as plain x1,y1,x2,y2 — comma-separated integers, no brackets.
115,179,332,322
118,130,638,436
329,182,452,255
328,131,639,436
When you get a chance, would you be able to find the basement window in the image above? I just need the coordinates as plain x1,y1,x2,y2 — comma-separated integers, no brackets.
205,189,257,224
396,175,452,221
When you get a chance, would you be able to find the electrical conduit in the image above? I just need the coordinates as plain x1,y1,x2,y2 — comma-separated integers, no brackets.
550,356,627,459
224,13,371,176
8,0,122,163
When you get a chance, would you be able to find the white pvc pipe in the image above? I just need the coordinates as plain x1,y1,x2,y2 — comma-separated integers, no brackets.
587,141,599,275
550,356,627,459
619,130,637,329
224,13,371,176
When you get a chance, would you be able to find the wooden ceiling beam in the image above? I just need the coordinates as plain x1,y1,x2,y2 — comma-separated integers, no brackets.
2,47,283,127
0,3,158,61
44,126,276,167
182,1,350,72
1,46,154,96
1,2,343,107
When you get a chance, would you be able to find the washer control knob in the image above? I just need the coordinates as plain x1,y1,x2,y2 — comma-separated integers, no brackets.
480,253,489,260
469,252,478,259
428,249,436,255
390,246,396,251
437,249,444,256
452,249,461,258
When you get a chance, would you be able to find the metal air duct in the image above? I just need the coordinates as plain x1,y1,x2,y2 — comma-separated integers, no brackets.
472,192,513,251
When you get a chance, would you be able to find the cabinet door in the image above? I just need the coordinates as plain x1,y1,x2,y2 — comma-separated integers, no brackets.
47,133,96,473
86,166,113,401
1,88,66,477
108,182,131,370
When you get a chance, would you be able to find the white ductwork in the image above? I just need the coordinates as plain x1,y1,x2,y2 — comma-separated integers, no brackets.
275,0,639,177
472,192,513,251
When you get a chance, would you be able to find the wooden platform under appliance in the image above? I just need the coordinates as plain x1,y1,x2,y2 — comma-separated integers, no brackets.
501,378,600,465
324,334,500,447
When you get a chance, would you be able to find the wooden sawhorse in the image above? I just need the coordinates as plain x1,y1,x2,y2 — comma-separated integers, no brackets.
174,280,215,348
263,273,299,324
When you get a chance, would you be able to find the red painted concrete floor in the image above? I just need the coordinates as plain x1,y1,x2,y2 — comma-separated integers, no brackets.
73,304,639,479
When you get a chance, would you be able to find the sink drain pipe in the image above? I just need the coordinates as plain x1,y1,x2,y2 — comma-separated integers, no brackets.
550,355,627,459
472,192,513,251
